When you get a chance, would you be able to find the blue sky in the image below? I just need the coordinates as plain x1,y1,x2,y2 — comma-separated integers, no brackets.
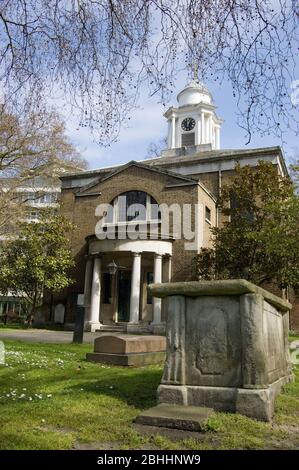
62,73,299,170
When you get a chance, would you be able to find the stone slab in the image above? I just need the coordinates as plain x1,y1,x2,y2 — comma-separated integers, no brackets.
94,334,166,354
135,404,214,431
86,351,166,366
149,279,291,311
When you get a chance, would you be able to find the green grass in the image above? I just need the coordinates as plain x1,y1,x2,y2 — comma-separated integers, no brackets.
0,324,27,330
0,339,299,450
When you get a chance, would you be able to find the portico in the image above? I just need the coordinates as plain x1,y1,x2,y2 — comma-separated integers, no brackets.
83,237,173,333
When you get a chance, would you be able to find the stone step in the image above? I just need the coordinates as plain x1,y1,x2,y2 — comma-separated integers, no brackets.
96,325,126,332
97,323,152,334
135,404,214,431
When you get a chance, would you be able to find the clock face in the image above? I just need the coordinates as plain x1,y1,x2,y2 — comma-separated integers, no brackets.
181,117,196,131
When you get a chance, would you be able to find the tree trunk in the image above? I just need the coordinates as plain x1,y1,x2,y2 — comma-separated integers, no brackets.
27,288,38,326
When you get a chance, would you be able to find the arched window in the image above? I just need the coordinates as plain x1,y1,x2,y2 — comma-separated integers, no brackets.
107,191,160,223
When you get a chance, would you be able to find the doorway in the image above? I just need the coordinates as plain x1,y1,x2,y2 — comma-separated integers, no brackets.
117,270,131,322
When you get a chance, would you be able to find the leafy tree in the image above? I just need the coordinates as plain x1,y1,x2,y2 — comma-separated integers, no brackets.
196,161,299,289
0,212,75,320
0,1,297,144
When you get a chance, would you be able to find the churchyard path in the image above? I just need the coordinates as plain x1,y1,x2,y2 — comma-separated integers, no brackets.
0,328,102,344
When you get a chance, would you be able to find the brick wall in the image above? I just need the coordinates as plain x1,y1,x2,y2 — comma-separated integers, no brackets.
52,164,216,323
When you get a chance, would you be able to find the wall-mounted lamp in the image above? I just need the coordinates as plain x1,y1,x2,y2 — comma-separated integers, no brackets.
107,260,118,275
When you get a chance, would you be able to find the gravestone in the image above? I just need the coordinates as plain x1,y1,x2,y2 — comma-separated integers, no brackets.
137,280,293,425
54,304,65,324
0,341,5,365
73,295,85,344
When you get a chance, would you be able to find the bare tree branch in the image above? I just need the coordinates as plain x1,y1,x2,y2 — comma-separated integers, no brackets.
0,1,297,145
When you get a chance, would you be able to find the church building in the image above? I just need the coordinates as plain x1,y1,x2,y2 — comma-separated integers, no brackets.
44,80,295,333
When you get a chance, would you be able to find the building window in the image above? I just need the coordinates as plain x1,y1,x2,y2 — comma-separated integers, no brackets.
118,190,147,222
103,273,112,304
230,192,254,223
14,192,59,204
150,196,161,220
111,191,159,223
36,192,59,204
205,206,211,223
146,272,154,304
27,210,40,221
0,301,22,319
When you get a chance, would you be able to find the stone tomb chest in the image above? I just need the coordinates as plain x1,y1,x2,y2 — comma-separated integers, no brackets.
86,334,166,366
149,280,293,421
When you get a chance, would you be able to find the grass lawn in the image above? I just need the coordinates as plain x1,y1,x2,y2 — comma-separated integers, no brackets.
0,339,298,450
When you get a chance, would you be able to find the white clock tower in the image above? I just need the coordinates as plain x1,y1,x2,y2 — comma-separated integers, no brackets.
164,79,223,150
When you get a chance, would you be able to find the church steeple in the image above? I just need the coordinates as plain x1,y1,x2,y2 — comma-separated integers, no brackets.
164,79,223,151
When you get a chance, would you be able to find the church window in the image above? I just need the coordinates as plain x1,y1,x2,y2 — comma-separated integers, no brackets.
205,206,211,223
230,192,254,223
112,191,159,223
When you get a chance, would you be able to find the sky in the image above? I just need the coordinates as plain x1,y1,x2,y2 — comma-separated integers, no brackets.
61,73,299,171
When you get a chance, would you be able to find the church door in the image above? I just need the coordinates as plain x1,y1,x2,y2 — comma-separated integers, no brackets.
117,270,131,322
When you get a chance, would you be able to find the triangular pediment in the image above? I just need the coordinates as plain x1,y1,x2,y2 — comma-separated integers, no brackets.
75,160,197,196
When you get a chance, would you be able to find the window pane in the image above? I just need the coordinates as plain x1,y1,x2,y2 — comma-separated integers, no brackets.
150,196,161,220
205,206,211,222
126,191,146,221
115,191,159,222
118,191,147,222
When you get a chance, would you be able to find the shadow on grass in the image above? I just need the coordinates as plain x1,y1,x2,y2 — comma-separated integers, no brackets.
65,367,163,409
0,360,163,411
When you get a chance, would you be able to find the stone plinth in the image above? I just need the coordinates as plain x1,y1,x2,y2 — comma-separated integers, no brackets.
148,280,293,422
86,334,166,366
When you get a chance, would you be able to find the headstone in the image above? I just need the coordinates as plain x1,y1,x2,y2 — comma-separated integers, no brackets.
54,304,65,324
73,294,85,344
86,334,166,366
0,341,5,365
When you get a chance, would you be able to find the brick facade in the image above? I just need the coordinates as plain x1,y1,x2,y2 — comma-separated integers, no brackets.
45,162,216,327
43,148,299,333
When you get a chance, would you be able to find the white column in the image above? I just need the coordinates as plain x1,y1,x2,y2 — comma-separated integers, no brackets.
201,112,205,144
206,115,209,143
167,120,172,148
83,256,93,321
152,254,162,324
209,115,212,144
216,126,220,149
129,252,141,323
196,118,201,146
171,116,176,149
88,256,102,331
166,255,172,282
